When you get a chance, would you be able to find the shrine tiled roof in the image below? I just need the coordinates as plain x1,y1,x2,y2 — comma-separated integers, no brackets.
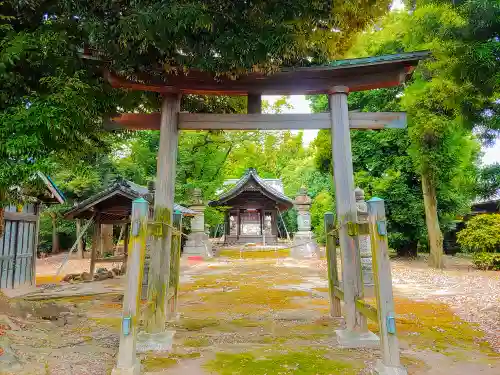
65,180,195,220
209,168,293,208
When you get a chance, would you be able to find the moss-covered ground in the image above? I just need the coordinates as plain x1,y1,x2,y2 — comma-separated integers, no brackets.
144,253,497,374
5,252,499,374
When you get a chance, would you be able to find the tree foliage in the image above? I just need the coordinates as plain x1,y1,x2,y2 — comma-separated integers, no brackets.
476,164,500,200
310,191,335,244
339,0,499,267
457,214,500,253
52,0,392,74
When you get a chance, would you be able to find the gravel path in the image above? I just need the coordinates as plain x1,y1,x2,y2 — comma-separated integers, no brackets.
391,257,500,352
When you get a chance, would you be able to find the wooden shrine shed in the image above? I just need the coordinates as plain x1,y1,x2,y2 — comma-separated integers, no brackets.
64,180,195,276
0,173,65,289
209,168,293,245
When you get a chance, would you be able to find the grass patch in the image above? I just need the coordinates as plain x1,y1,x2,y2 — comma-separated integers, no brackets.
198,285,308,312
400,355,430,373
218,249,290,259
183,336,211,347
142,353,201,372
89,317,121,331
176,318,220,331
388,298,495,356
229,318,267,328
205,350,361,375
141,356,178,371
35,275,64,285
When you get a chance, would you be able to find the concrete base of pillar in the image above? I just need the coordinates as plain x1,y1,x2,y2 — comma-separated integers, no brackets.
335,329,380,348
136,330,175,353
183,232,212,258
166,312,181,322
291,232,318,258
111,360,141,375
374,360,408,375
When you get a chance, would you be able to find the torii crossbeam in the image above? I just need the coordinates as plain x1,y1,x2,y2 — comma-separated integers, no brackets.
102,50,429,375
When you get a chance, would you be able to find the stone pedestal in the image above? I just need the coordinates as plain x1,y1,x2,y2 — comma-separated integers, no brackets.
183,188,212,258
335,329,380,348
374,360,408,375
291,188,318,258
111,361,141,375
356,188,374,292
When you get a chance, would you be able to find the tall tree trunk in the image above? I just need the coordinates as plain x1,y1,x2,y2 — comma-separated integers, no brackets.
421,173,444,268
51,213,60,254
76,219,85,259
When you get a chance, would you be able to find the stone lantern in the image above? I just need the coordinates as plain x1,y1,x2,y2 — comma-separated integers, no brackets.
183,188,212,257
291,187,318,258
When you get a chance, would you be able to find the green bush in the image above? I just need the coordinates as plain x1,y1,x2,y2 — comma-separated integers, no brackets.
310,190,334,244
472,252,500,271
456,214,500,253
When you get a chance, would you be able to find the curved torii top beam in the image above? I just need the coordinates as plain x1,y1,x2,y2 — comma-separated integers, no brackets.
101,51,429,96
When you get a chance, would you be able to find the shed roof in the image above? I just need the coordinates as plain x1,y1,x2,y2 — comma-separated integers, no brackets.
209,169,293,210
64,180,195,221
104,51,430,95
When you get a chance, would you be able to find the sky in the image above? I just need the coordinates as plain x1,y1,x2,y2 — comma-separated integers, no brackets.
263,95,500,166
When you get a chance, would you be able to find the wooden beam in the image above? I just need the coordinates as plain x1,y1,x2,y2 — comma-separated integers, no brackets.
247,94,262,114
4,212,38,222
90,213,101,277
355,299,379,322
324,212,342,318
105,112,407,131
94,257,126,263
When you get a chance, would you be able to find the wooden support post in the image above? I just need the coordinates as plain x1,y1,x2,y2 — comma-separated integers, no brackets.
324,212,341,317
367,198,407,375
145,93,181,334
90,213,101,277
247,94,262,114
112,198,149,375
167,211,182,320
102,224,114,256
122,223,130,271
76,219,84,259
32,204,41,285
236,208,241,237
225,211,230,237
328,86,366,332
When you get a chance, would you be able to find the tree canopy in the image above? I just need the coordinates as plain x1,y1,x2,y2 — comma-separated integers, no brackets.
336,0,499,267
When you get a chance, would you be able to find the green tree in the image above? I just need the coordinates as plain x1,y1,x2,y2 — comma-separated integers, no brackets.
309,86,479,257
457,214,500,253
61,0,392,74
310,191,335,244
476,164,500,200
341,0,499,267
0,5,146,234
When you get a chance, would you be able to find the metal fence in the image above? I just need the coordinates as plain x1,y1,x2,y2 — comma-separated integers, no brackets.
0,204,39,288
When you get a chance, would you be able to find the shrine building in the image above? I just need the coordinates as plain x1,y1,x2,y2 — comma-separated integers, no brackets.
209,169,293,245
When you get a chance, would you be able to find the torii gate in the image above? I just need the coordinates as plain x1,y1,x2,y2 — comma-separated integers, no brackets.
104,50,429,375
